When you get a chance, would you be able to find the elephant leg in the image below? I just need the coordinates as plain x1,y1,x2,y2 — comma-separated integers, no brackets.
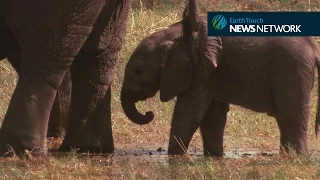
168,88,212,155
272,72,312,154
0,75,60,156
279,107,309,153
47,68,72,138
59,54,115,153
275,117,289,153
59,0,131,153
0,1,104,156
200,100,229,157
0,16,69,139
0,20,59,156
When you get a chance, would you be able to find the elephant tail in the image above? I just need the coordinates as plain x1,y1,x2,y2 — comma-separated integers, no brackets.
316,58,320,136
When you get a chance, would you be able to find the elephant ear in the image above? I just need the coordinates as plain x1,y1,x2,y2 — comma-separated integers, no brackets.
159,41,193,102
203,36,223,68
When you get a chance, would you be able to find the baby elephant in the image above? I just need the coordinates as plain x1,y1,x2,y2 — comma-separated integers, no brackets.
121,18,320,156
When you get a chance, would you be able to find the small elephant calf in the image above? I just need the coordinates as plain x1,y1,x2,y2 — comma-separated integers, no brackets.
121,7,320,156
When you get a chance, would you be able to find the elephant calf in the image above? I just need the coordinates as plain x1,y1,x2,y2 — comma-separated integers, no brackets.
120,13,320,156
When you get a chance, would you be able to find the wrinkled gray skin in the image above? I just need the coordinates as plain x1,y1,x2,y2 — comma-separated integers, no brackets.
0,0,131,156
121,17,320,156
0,18,70,138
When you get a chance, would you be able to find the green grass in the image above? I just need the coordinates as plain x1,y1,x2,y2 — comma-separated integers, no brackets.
1,0,320,179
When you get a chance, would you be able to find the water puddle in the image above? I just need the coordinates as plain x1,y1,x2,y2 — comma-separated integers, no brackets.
48,148,280,165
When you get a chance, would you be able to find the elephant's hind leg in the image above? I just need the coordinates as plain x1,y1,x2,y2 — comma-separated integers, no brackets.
58,43,115,153
271,70,312,154
59,0,131,153
0,1,103,157
275,117,290,153
59,65,114,153
200,100,229,157
275,105,310,154
47,69,72,138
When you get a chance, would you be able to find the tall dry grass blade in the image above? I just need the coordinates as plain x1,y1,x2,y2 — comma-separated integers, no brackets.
173,135,194,163
309,0,311,11
139,0,143,13
3,145,16,157
0,63,11,73
130,8,135,33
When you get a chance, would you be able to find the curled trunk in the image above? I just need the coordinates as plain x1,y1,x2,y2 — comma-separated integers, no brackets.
121,88,154,125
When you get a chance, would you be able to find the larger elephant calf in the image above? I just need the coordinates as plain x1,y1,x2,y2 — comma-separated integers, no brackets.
121,0,320,157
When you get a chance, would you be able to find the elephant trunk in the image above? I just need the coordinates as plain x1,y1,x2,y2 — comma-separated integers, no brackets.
188,0,199,30
182,0,200,52
121,88,154,125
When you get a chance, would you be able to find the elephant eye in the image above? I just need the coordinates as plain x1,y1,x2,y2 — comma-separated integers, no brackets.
135,69,143,75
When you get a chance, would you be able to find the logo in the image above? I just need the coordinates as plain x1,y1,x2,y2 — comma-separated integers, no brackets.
212,15,227,30
208,12,320,36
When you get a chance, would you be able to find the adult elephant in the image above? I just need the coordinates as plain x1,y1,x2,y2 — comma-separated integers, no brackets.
0,18,70,138
121,1,320,156
0,0,131,156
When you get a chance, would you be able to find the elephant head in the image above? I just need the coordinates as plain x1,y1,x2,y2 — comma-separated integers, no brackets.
121,21,194,125
121,0,222,125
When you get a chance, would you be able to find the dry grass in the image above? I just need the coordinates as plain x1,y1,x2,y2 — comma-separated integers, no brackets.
0,0,320,179
0,153,319,179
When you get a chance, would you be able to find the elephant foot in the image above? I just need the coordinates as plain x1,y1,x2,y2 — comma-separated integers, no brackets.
46,130,66,139
168,143,188,156
0,145,47,157
203,149,224,157
58,131,114,154
0,131,47,157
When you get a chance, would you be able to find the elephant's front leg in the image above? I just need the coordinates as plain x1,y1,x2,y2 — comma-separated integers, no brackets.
200,100,229,157
168,88,212,155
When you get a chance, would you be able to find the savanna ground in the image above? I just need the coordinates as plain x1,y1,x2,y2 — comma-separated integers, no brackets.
1,0,320,179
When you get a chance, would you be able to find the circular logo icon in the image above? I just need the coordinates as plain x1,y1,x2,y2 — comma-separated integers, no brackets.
212,15,227,30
